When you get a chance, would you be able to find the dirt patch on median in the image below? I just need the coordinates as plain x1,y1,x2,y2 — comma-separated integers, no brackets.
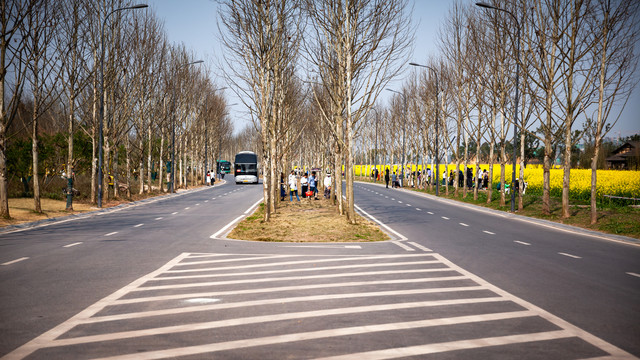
227,198,389,242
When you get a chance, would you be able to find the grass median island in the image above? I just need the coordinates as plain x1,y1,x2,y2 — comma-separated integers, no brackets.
227,198,389,242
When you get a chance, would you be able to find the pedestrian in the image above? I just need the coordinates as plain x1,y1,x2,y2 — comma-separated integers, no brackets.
442,170,447,186
206,171,211,186
466,167,473,188
301,173,309,198
280,172,286,201
482,170,489,189
385,168,390,188
289,170,300,201
427,167,432,185
391,171,397,188
399,170,404,188
309,171,318,199
324,172,332,199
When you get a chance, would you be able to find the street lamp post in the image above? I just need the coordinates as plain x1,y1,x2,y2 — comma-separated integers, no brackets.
98,3,147,208
476,2,521,212
386,89,407,183
409,62,440,196
170,60,204,193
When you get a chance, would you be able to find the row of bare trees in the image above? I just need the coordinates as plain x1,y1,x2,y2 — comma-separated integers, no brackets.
354,0,638,224
219,0,413,223
1,0,235,218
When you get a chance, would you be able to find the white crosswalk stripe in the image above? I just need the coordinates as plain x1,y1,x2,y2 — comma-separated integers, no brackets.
7,253,633,359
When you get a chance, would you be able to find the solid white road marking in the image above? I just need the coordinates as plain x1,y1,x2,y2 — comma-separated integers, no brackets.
459,223,469,227
392,241,415,251
63,242,83,248
211,215,245,239
154,217,163,220
2,257,29,266
281,245,362,249
433,253,635,359
88,281,478,323
558,252,582,259
134,224,144,228
483,230,495,235
53,306,526,351
104,232,118,237
626,272,640,278
514,241,531,246
408,242,432,252
244,198,264,214
317,331,572,360
354,204,407,241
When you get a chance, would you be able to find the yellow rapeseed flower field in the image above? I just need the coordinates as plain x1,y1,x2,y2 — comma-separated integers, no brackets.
354,164,640,201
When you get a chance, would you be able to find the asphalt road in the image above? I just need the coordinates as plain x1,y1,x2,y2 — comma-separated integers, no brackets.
0,178,637,359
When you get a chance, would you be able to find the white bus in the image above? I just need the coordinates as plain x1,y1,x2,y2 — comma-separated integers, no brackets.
234,151,259,184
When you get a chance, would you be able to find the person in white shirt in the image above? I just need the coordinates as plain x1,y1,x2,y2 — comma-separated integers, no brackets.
288,171,299,201
323,173,332,199
301,173,309,198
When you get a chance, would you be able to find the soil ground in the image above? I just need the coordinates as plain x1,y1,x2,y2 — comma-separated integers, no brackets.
227,197,388,242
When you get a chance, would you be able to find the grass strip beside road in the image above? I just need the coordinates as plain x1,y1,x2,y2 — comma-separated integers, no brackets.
227,198,389,243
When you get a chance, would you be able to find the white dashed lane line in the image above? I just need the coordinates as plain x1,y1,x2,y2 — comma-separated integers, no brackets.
427,211,434,215
416,208,422,211
171,212,178,215
514,241,531,246
441,216,450,220
63,242,83,248
558,252,582,259
459,223,469,227
185,207,190,210
483,230,495,235
104,232,118,237
627,272,640,278
134,224,144,228
155,217,163,220
2,257,29,266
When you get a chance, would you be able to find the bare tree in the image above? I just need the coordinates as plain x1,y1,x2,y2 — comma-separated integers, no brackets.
0,0,40,218
23,0,63,213
305,0,413,223
586,0,639,223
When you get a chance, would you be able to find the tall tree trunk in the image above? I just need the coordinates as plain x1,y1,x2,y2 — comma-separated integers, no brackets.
32,107,42,213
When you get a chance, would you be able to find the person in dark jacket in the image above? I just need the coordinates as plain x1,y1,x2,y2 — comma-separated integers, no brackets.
384,168,390,188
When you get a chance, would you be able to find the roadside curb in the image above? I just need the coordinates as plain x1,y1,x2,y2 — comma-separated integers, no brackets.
0,181,226,235
356,180,640,247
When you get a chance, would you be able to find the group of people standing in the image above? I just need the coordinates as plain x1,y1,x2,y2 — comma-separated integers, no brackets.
281,170,326,202
205,171,217,186
374,166,492,190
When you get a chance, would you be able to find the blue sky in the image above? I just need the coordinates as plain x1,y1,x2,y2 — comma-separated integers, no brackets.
149,0,640,139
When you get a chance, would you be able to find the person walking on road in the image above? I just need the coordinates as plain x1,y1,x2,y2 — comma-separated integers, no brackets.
385,168,390,188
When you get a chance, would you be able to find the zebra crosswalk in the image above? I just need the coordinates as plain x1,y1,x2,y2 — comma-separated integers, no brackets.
5,252,633,359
